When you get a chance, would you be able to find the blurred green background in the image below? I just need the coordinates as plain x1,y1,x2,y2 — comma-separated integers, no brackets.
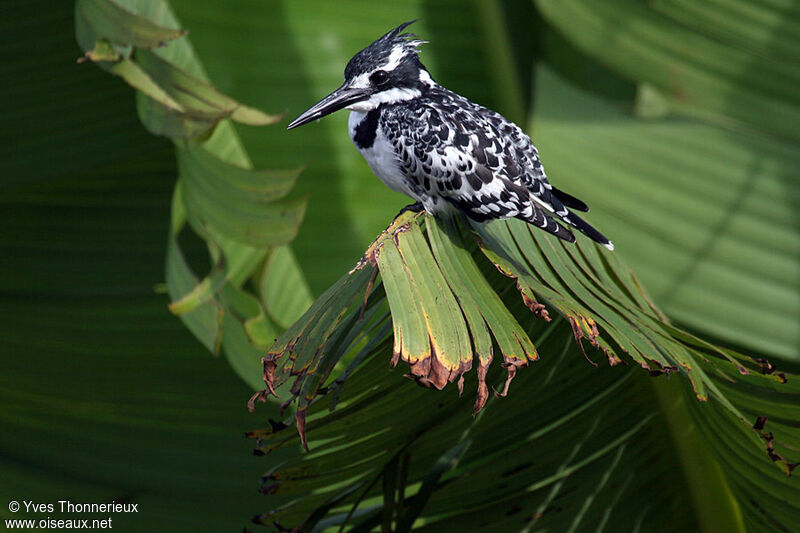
2,0,798,531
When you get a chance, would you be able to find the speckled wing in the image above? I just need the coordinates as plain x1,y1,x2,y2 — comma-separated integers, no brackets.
381,89,576,242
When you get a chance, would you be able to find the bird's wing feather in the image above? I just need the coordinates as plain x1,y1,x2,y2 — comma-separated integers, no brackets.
381,90,575,242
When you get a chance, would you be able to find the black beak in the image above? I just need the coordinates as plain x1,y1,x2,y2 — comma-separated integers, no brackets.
286,84,370,130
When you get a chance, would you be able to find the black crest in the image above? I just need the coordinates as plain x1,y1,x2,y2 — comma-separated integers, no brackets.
344,21,426,80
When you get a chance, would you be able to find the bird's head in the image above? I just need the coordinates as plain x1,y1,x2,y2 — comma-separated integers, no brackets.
287,21,433,130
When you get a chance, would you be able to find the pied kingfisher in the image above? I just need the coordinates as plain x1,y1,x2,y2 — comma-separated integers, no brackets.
287,21,613,250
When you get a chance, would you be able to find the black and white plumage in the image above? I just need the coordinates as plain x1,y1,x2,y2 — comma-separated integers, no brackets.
287,21,613,250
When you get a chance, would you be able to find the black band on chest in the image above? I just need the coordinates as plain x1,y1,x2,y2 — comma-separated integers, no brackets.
353,108,380,149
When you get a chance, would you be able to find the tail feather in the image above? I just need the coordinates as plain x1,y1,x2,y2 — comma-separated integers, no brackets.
551,187,589,212
518,204,576,244
562,211,614,250
527,188,613,250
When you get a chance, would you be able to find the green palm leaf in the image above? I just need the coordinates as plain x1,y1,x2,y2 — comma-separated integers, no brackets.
3,0,797,531
251,207,797,529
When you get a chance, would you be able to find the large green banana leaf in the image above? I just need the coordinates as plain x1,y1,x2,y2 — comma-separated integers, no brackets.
3,0,798,531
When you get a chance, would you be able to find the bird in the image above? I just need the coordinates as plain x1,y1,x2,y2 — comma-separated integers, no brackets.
286,21,613,250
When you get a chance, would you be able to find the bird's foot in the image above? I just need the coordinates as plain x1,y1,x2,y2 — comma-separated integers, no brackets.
394,201,425,219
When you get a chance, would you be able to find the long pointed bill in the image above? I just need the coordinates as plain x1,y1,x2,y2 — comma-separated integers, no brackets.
286,85,370,130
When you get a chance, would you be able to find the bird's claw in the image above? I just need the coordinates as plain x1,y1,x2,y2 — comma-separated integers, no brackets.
395,201,425,219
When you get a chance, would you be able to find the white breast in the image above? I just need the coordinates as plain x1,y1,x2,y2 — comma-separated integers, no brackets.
348,111,422,202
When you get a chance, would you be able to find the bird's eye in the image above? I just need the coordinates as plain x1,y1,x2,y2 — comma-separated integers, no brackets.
370,70,389,85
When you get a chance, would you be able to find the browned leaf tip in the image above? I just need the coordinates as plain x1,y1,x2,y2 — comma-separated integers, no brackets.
248,390,269,413
263,356,279,397
754,357,777,374
406,352,443,389
404,339,469,391
521,292,551,322
648,365,679,377
493,361,524,398
473,362,489,416
279,376,303,416
407,356,431,383
586,320,602,350
427,349,451,390
351,213,416,273
568,316,598,367
248,357,281,413
350,240,382,274
753,417,797,476
258,472,280,494
601,342,623,366
243,429,263,439
754,357,787,384
296,408,309,452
